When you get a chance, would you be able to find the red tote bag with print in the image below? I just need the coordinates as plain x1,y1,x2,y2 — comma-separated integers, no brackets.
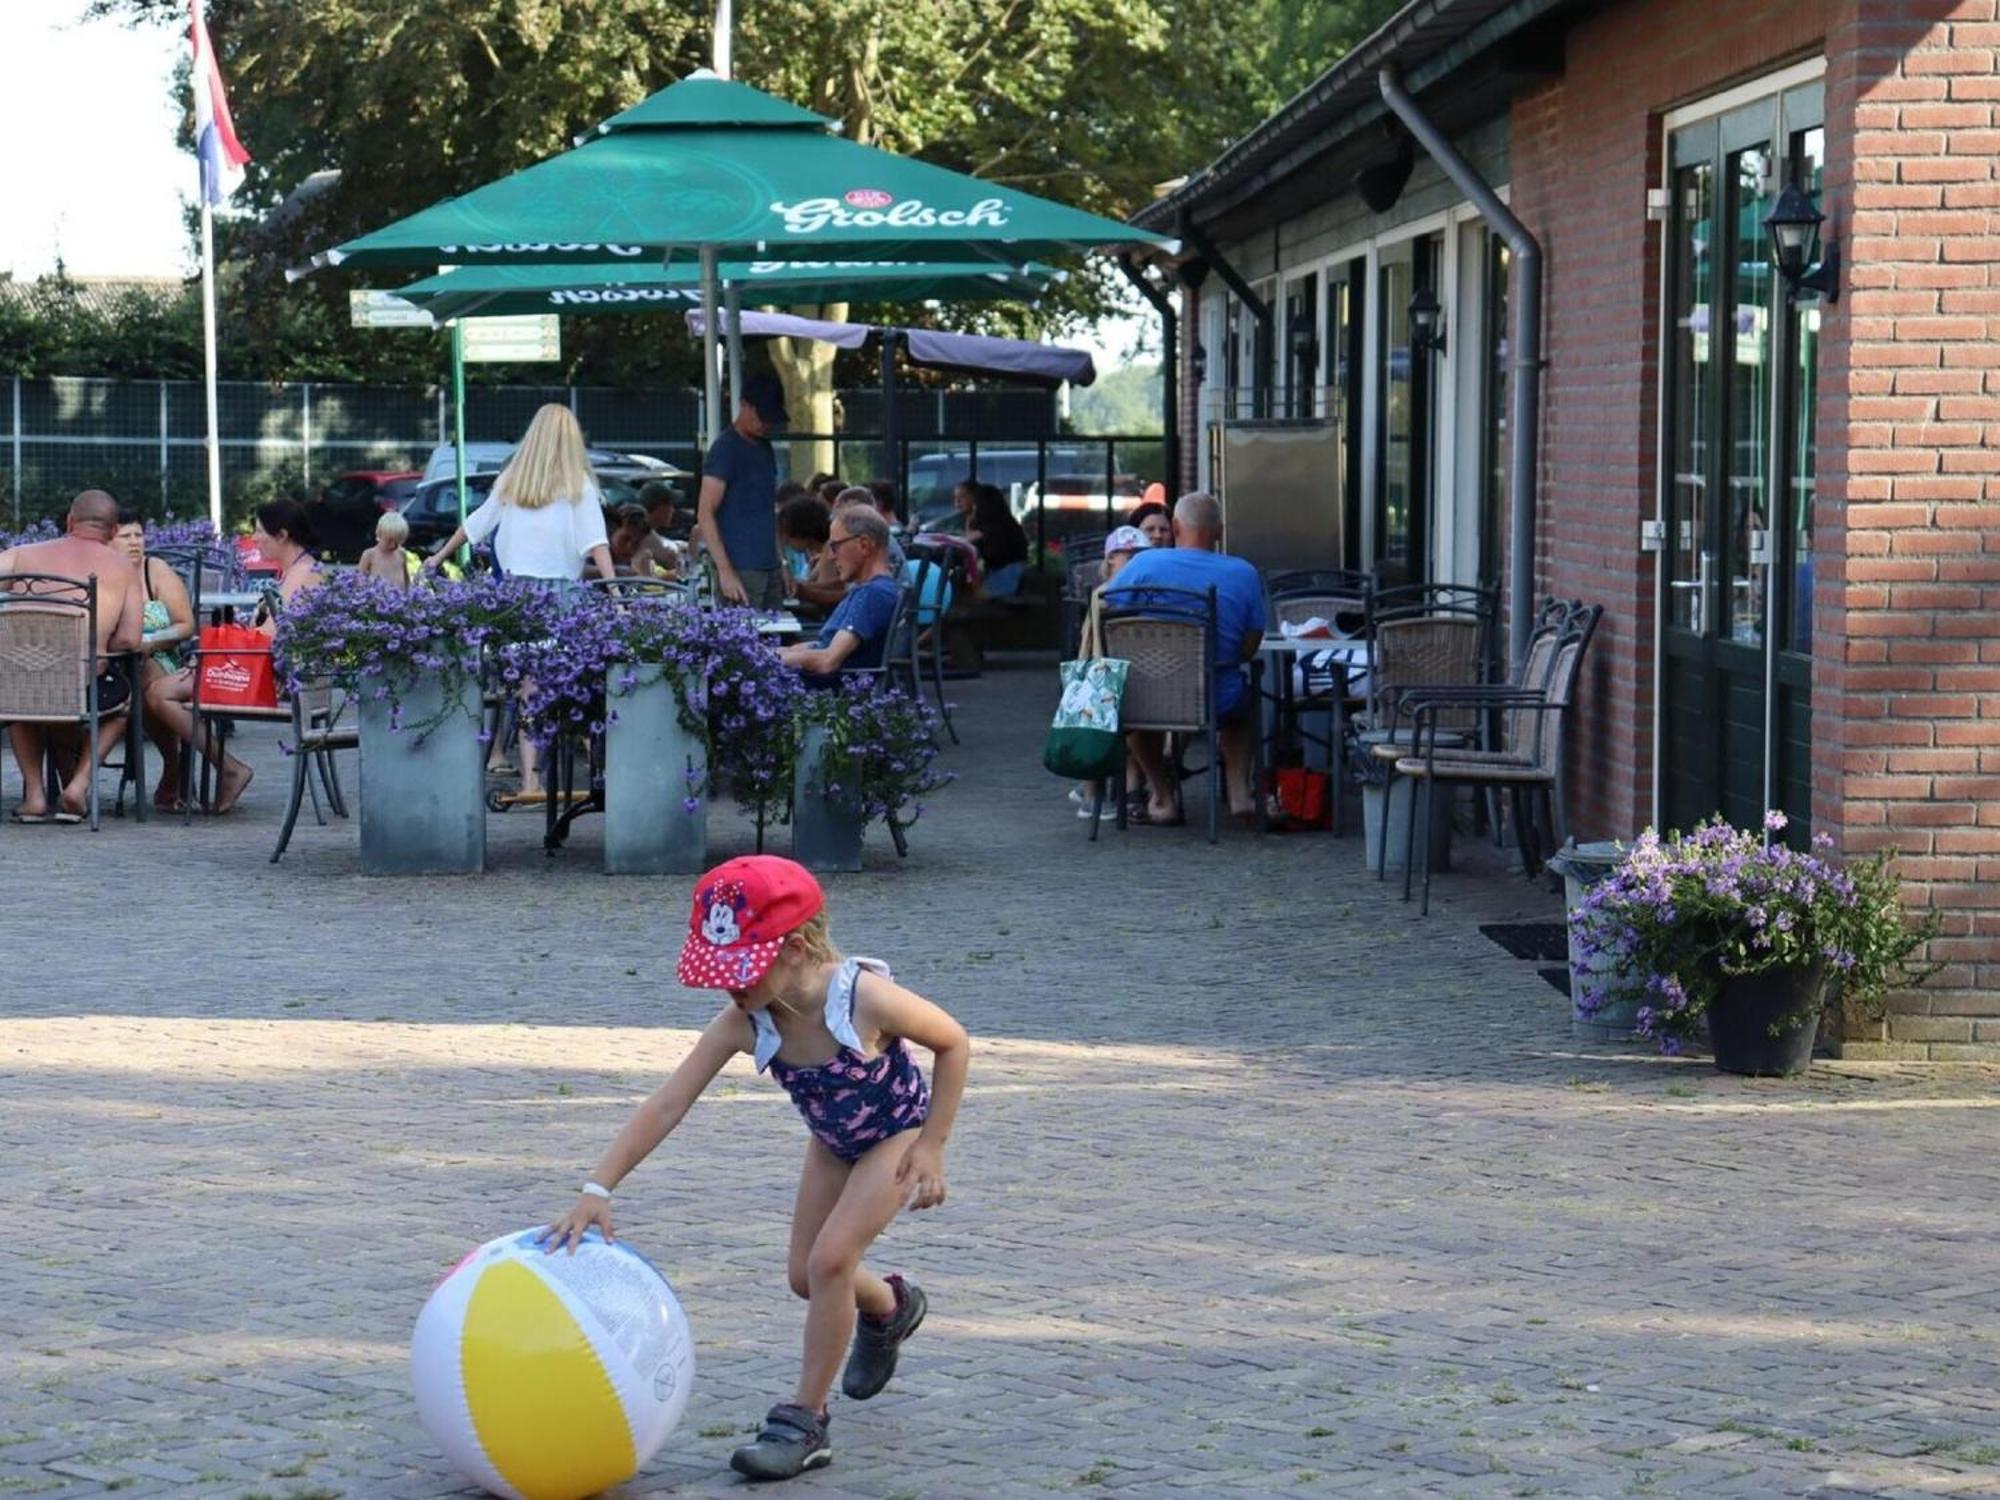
197,624,279,710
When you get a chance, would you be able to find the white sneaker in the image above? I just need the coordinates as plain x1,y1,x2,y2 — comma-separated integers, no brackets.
1076,802,1110,820
1066,786,1088,806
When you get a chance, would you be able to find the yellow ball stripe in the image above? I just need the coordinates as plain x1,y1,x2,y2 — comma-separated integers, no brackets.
462,1260,636,1500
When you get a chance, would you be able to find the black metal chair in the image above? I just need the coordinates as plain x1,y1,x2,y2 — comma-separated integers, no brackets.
269,681,359,862
900,549,959,744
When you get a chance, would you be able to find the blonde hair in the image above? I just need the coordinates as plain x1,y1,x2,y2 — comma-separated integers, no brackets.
786,912,841,966
494,403,593,511
376,510,409,543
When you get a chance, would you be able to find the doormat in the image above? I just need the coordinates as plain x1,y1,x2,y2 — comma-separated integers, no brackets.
1478,921,1569,962
1539,966,1571,998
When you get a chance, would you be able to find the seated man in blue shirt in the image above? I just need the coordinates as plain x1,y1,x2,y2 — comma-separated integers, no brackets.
777,504,901,688
1100,491,1265,825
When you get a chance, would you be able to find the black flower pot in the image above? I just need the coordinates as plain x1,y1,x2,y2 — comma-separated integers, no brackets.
1706,965,1828,1076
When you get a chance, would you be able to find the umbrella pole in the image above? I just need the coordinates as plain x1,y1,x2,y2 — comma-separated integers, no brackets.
700,247,722,449
880,330,900,521
451,319,468,566
724,281,745,417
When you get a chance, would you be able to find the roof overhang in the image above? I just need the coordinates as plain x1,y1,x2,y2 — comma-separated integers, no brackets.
1133,0,1598,249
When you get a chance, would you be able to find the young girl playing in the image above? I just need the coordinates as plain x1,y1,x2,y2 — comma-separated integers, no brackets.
541,855,970,1482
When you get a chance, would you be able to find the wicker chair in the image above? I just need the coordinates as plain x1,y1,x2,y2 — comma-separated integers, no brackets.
1099,583,1242,844
1385,604,1603,914
0,576,119,830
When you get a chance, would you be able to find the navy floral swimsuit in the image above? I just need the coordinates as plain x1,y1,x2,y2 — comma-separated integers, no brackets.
751,958,930,1163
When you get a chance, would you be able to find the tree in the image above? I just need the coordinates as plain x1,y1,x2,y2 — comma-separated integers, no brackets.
95,0,1403,459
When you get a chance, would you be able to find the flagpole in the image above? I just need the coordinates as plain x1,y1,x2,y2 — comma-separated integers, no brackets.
713,0,733,78
197,134,224,534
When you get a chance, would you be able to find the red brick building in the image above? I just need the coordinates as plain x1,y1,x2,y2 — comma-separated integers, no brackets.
1137,0,1997,1055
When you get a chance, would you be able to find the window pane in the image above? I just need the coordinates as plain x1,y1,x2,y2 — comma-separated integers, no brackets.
1379,257,1412,574
1725,143,1772,646
1784,126,1824,655
1669,162,1714,632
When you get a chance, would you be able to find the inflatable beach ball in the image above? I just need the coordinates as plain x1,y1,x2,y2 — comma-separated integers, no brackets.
411,1228,694,1500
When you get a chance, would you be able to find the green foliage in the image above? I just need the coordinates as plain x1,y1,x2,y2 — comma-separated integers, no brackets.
1070,362,1162,435
90,0,1404,371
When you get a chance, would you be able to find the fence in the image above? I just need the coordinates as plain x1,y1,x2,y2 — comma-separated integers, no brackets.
0,376,1060,525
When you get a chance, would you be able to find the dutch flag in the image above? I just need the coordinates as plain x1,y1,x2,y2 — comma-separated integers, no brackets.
190,0,249,205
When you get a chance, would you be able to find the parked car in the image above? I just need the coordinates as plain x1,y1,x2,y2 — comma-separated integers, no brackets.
420,443,689,488
401,470,646,552
904,445,1136,532
308,469,422,563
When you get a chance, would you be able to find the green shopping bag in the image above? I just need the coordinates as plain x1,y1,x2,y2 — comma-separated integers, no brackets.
1043,598,1128,779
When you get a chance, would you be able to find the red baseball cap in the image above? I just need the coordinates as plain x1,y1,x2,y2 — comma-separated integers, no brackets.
677,856,825,991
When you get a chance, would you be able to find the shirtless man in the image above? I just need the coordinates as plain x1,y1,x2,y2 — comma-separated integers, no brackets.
0,490,144,822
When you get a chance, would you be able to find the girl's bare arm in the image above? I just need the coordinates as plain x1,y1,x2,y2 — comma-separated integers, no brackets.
542,1005,751,1251
856,972,970,1208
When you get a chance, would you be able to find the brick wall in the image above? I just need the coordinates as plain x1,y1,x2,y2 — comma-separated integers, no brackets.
1507,0,1830,842
1822,0,2000,1058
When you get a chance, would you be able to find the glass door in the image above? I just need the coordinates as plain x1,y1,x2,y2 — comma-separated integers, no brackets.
1326,260,1364,567
1375,235,1439,585
1657,84,1822,843
1283,272,1318,419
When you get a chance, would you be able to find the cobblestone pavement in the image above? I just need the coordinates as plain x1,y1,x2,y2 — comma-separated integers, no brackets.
4,660,2000,1500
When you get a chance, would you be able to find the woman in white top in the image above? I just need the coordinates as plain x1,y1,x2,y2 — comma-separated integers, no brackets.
422,403,616,584
423,403,615,800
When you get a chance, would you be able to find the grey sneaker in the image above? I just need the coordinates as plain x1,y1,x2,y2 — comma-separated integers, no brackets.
842,1274,927,1400
729,1403,832,1481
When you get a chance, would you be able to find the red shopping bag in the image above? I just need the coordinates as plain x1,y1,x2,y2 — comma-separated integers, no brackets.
1271,767,1331,829
197,624,279,710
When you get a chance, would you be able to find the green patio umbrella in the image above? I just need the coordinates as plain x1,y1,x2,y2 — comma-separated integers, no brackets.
315,74,1170,272
387,257,1063,323
308,71,1174,440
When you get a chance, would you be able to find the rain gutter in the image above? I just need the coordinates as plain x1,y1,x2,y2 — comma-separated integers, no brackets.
1379,66,1541,671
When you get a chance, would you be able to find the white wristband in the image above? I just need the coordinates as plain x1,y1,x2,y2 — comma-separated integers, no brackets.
580,1181,612,1201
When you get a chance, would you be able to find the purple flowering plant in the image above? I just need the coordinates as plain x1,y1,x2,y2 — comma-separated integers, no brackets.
794,676,954,830
1575,812,1941,1052
511,594,805,821
274,569,565,739
0,519,60,552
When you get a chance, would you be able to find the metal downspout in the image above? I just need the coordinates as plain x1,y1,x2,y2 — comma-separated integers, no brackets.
1119,257,1180,501
1379,68,1542,671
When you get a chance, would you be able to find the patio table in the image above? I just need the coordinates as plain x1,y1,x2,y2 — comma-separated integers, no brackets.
1256,636,1369,835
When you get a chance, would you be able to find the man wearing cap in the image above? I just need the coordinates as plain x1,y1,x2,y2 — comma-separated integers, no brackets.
699,373,790,608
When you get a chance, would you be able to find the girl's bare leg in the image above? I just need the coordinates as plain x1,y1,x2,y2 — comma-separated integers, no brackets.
786,1138,897,1319
795,1131,917,1414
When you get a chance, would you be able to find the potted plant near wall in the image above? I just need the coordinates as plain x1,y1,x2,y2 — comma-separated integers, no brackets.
276,572,562,875
791,678,952,873
1574,813,1941,1074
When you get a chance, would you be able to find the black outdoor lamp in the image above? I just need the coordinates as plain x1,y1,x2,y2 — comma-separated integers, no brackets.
1288,320,1317,367
1191,342,1208,383
1764,183,1839,303
1408,286,1446,356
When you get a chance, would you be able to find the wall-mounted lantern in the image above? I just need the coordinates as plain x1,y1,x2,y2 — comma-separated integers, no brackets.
1763,184,1839,304
1409,286,1447,357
